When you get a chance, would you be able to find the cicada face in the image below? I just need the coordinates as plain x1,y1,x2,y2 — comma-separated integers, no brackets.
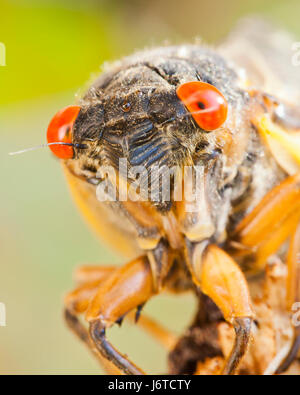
65,46,252,207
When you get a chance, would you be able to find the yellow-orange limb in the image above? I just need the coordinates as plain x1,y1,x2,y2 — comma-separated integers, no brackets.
200,245,254,322
65,257,153,374
64,265,124,374
234,173,300,248
73,265,116,285
66,265,117,313
66,268,177,351
86,257,155,326
65,279,102,314
86,256,156,375
254,209,300,272
195,244,254,374
233,170,300,372
276,222,300,374
64,309,122,375
286,222,300,311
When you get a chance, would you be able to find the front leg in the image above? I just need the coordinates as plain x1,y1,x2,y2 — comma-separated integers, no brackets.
65,261,177,374
276,222,300,374
231,172,300,372
189,242,254,375
86,256,155,375
232,172,300,272
64,258,154,375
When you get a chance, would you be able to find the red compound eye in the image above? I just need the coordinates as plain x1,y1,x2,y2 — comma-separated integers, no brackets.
47,105,81,159
176,81,228,131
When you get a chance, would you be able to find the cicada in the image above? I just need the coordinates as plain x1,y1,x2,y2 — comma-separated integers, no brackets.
46,18,300,375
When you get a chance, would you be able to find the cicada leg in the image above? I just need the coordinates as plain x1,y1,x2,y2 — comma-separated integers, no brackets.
64,309,122,375
64,265,121,374
276,222,300,374
66,264,176,337
65,260,149,375
232,172,300,272
66,257,173,375
232,173,300,372
85,256,156,375
65,259,178,375
191,243,254,375
73,265,116,285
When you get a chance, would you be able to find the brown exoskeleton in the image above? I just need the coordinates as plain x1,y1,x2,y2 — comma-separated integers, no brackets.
46,18,300,375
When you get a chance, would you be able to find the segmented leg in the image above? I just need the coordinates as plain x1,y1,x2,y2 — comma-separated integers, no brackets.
65,264,176,352
64,262,146,375
192,244,254,375
66,265,116,314
64,309,121,374
232,173,300,372
276,222,300,374
64,265,122,374
73,265,116,285
286,223,300,313
232,172,300,272
85,256,155,375
65,257,159,375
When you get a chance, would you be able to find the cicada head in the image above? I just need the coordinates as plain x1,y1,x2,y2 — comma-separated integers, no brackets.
57,46,252,210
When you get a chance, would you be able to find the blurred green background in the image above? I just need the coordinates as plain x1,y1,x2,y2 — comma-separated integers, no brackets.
0,0,299,375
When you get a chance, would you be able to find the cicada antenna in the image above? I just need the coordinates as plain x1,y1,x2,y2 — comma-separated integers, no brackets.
9,142,87,156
